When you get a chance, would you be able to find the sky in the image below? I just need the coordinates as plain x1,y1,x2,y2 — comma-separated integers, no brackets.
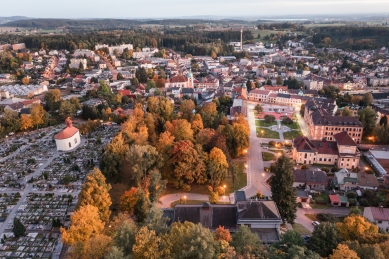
1,0,389,19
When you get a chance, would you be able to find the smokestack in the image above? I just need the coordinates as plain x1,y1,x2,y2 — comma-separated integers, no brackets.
240,28,243,51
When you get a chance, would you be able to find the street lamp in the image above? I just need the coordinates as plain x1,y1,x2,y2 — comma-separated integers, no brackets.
223,185,227,195
183,195,186,204
261,130,264,137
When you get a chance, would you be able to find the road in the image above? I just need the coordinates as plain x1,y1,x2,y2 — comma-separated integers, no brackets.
295,105,310,138
103,56,117,80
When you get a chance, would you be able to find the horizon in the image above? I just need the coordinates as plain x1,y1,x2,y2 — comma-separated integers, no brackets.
1,0,389,20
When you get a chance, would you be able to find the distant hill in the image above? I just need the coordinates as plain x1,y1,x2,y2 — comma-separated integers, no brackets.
3,18,244,30
0,16,30,25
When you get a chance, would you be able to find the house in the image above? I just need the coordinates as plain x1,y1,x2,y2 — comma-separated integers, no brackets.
69,59,87,70
329,194,349,207
168,191,282,243
165,74,193,88
333,168,358,190
363,207,389,231
293,169,327,191
357,172,379,190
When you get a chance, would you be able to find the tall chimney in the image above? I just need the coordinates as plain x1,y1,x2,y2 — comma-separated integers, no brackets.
240,27,243,51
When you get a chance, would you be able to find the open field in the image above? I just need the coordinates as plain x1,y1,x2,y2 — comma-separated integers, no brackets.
292,223,311,235
255,120,277,127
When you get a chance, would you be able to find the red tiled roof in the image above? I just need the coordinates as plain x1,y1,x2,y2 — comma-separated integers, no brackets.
369,207,389,221
54,126,79,140
333,131,357,146
329,194,340,203
167,75,187,83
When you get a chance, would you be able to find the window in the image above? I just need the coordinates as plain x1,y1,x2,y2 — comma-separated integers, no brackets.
324,158,327,162
378,220,383,223
69,142,72,148
74,138,77,144
329,159,332,162
319,158,322,161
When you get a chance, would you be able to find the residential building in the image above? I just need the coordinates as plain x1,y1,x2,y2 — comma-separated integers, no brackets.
165,75,193,88
69,59,87,70
333,168,358,190
292,169,327,191
292,131,360,169
364,207,389,231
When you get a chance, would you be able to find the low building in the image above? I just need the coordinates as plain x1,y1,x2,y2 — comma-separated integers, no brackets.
69,59,87,70
329,194,349,207
167,191,282,243
333,169,358,190
54,118,81,152
293,169,327,191
364,207,389,231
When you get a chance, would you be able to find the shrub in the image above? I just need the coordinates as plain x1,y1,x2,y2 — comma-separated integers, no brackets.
346,191,358,199
316,213,335,222
264,114,276,123
277,142,284,147
282,117,293,124
182,185,191,192
269,141,276,147
348,198,357,206
321,167,329,173
359,198,369,206
301,164,309,170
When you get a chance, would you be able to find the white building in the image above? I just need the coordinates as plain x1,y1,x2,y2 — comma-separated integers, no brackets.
363,207,389,231
69,59,87,70
54,118,81,152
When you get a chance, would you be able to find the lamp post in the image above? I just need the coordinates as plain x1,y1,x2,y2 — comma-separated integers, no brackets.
183,195,186,204
223,185,227,195
261,130,264,137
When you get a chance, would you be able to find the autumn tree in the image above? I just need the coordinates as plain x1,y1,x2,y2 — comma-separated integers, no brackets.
170,140,207,187
21,77,29,85
30,103,45,129
67,234,113,259
119,187,139,214
61,205,104,245
200,102,218,128
98,80,112,95
224,123,250,158
336,215,379,241
76,168,112,222
133,188,150,224
145,204,170,235
363,92,373,106
344,241,385,259
165,119,194,141
270,155,297,223
329,244,360,259
20,114,33,130
309,222,341,257
214,226,232,242
191,113,204,135
207,147,228,189
132,226,162,259
342,106,353,116
148,170,167,204
147,96,174,121
179,99,195,121
254,104,263,113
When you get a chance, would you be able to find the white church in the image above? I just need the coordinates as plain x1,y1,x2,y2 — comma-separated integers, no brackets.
54,118,81,151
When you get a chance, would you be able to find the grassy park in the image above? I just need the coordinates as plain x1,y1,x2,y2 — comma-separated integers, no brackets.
255,120,278,127
283,130,303,140
256,128,280,139
262,152,275,161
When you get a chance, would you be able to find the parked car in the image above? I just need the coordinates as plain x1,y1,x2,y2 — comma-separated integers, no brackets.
312,221,320,226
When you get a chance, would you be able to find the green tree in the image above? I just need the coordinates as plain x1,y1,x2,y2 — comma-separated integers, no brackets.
135,67,148,83
379,115,388,126
1,109,20,134
363,92,373,106
309,222,341,257
98,80,112,95
254,104,263,113
105,246,127,259
100,133,127,183
133,188,150,224
113,219,138,256
266,79,272,85
12,218,26,238
147,96,174,121
125,144,162,184
163,222,217,259
148,170,166,204
300,104,305,117
358,107,377,135
270,155,297,223
374,123,389,144
117,73,124,80
280,230,305,247
200,102,218,128
231,225,264,257
145,204,170,235
44,89,61,111
59,100,77,119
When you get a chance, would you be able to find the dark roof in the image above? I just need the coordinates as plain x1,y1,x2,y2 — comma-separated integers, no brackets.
293,136,316,152
293,170,327,184
333,131,357,146
310,108,363,127
182,88,194,94
174,206,201,224
239,202,279,220
234,191,246,202
310,140,339,155
277,93,291,98
212,206,237,228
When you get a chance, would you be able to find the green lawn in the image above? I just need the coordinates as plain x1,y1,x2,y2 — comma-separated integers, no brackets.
305,214,318,221
255,120,277,127
283,130,303,140
262,152,275,161
256,128,280,139
281,122,301,130
268,149,284,155
312,193,330,203
224,162,247,194
292,223,311,235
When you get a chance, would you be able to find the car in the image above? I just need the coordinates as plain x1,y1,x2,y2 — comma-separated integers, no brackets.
263,146,268,149
312,221,320,226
